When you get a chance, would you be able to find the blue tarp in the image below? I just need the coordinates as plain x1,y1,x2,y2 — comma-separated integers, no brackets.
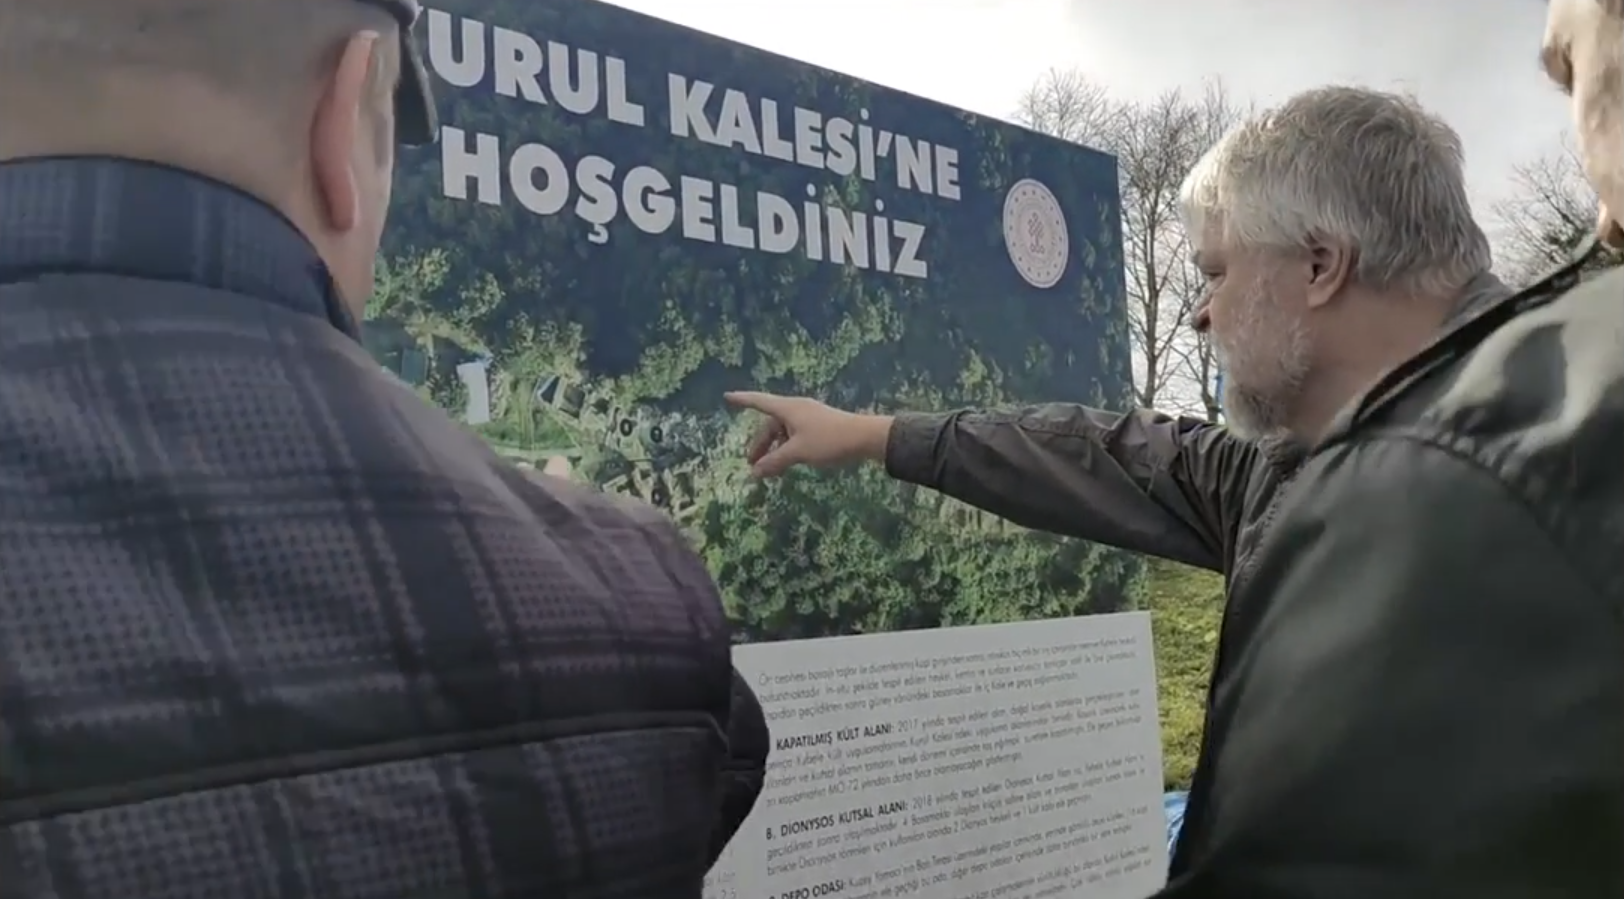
1163,791,1189,856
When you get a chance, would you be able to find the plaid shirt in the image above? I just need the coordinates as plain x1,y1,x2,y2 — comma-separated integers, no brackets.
0,157,764,898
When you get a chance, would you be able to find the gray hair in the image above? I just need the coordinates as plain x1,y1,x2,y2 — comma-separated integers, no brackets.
1180,86,1492,295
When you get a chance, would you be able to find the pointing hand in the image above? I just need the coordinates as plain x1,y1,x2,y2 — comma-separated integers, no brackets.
723,392,893,479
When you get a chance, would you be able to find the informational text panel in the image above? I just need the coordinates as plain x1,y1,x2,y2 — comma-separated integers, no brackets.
710,613,1167,899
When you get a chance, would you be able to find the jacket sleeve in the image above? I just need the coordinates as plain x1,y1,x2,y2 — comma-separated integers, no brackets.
709,668,768,864
885,406,1255,571
1160,438,1623,899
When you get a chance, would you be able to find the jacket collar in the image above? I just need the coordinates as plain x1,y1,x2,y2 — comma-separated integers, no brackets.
1434,236,1599,344
0,156,359,340
1319,238,1603,445
1442,269,1517,328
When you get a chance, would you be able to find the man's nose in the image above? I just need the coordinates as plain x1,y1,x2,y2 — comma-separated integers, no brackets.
1191,304,1213,334
1599,203,1624,250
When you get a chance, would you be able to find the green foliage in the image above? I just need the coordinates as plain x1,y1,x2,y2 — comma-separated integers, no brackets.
703,465,1140,641
374,0,1146,643
1139,560,1224,789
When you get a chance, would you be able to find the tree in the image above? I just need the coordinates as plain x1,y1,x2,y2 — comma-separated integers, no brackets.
1492,144,1624,286
1017,72,1242,418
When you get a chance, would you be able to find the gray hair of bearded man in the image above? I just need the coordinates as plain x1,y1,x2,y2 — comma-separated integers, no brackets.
1178,86,1493,297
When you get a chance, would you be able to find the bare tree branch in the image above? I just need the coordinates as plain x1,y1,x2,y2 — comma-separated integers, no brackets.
1492,142,1623,284
1014,69,1117,145
1015,73,1243,418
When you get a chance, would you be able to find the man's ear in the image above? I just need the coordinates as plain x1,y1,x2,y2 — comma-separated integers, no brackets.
310,32,382,233
1304,239,1354,309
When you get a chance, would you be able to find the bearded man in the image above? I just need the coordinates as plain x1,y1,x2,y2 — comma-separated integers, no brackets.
729,61,1624,894
725,85,1502,584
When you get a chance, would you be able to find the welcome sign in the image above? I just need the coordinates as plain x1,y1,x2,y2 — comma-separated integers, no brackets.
374,2,1166,895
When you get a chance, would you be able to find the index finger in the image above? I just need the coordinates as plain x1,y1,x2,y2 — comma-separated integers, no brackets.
724,391,787,415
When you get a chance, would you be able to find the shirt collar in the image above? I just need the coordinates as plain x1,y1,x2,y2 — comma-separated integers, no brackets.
0,156,359,340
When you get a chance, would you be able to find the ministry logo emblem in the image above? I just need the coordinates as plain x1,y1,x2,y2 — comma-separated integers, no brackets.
1002,179,1069,289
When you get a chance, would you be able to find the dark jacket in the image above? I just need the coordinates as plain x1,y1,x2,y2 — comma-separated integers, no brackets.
711,669,770,863
883,271,1511,583
1156,256,1624,898
887,257,1623,896
0,157,767,899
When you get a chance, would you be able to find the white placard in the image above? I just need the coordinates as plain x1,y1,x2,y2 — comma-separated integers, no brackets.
712,612,1167,899
455,360,491,424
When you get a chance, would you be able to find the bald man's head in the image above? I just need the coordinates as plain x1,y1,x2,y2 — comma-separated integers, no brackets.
0,0,417,318
0,0,400,160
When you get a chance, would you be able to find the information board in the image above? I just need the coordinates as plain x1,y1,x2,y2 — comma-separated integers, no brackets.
710,613,1167,899
380,0,1144,648
381,5,1169,892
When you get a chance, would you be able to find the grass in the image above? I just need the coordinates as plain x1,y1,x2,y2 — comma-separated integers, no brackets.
1137,558,1225,790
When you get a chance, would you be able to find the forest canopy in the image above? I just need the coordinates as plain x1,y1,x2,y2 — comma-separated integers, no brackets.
371,0,1144,641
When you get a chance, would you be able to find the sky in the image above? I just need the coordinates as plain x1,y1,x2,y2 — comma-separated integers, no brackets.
603,0,1573,236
